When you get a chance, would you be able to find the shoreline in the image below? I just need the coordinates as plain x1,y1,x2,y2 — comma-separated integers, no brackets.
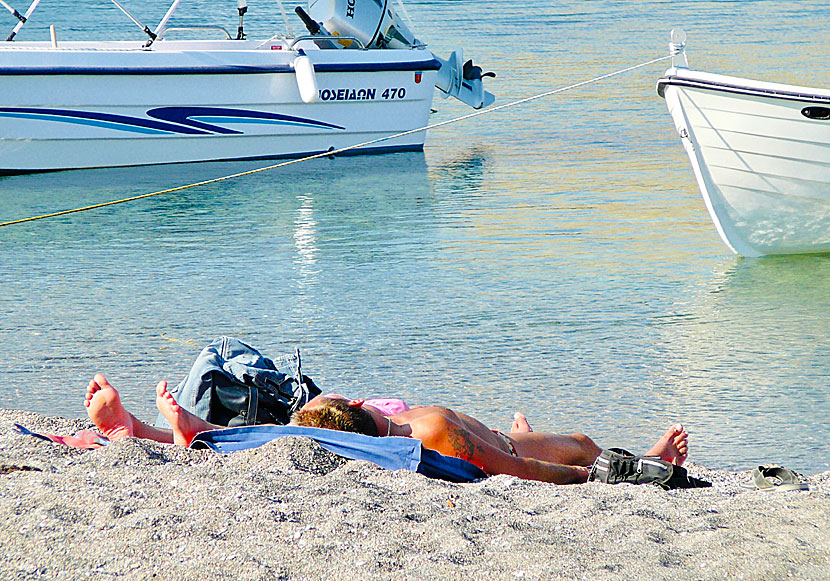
2,408,829,580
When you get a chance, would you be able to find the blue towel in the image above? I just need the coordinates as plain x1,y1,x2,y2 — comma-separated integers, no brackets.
190,425,487,483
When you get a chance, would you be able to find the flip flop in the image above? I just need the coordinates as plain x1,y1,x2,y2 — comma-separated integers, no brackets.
741,465,809,492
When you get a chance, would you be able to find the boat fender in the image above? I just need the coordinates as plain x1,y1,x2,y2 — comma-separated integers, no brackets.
293,50,319,104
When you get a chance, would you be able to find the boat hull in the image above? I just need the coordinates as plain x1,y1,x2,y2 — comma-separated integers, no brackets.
0,40,439,172
658,68,830,257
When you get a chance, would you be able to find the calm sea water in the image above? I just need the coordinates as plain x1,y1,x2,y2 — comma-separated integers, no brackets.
1,0,829,474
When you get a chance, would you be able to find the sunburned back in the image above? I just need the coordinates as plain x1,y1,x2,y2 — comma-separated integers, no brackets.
385,405,603,483
390,406,508,457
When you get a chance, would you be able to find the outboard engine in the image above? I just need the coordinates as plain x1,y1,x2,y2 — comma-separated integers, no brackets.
433,50,495,110
306,0,494,109
307,0,419,49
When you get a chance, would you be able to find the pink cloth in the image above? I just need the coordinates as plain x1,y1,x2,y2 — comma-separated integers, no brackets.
44,430,110,449
363,398,411,416
322,394,412,416
14,424,109,449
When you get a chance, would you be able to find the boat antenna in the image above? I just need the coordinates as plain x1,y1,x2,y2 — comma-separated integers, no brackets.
109,0,157,45
274,0,293,37
3,0,43,41
392,0,415,36
236,0,247,39
0,0,26,24
152,0,183,41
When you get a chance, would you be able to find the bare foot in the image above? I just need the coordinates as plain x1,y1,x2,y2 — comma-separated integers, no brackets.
155,380,216,447
645,424,688,466
84,374,136,441
511,412,533,433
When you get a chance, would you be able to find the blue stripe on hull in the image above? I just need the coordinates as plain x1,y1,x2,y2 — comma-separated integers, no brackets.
0,112,173,134
0,107,208,134
147,107,344,133
0,106,345,135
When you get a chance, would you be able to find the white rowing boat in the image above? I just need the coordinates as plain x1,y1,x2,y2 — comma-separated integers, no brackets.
658,30,830,257
0,0,494,173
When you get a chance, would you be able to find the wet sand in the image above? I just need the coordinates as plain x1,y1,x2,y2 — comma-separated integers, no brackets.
1,408,828,580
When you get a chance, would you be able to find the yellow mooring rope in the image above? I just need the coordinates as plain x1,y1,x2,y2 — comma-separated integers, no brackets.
0,55,671,228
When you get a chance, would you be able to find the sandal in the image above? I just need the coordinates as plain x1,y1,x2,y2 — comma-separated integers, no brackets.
741,465,809,492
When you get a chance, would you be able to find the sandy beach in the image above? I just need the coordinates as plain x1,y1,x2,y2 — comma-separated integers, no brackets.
1,408,828,580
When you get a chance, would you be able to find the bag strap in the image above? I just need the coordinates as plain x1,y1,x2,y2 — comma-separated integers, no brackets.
246,382,259,424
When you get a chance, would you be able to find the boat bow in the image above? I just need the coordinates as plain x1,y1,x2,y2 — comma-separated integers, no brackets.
658,31,830,256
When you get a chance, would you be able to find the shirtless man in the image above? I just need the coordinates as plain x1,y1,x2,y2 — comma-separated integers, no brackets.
85,375,689,485
290,395,687,484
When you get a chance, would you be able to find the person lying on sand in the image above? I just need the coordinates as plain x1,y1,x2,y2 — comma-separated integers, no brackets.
291,395,687,484
85,374,688,485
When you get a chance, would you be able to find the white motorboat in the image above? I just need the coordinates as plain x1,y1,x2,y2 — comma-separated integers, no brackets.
658,30,830,257
0,0,494,173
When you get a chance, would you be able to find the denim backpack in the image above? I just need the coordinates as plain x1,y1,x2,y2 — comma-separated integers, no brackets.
155,336,321,429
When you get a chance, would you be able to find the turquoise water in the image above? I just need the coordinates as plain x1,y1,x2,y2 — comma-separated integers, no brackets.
1,1,829,474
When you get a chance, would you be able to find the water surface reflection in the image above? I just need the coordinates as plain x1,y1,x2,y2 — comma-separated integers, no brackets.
655,256,830,472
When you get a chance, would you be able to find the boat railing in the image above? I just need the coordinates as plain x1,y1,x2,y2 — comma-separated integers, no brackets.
288,34,366,50
158,26,233,40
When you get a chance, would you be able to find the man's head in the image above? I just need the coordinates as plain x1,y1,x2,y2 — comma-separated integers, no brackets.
291,397,380,436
